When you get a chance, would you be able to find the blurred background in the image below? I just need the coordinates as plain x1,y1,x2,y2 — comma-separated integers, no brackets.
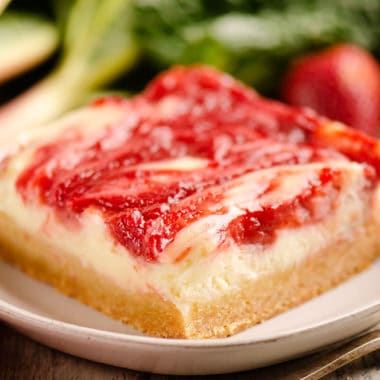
1,0,380,135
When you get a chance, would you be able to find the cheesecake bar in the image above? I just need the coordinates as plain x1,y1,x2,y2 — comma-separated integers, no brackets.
0,66,379,338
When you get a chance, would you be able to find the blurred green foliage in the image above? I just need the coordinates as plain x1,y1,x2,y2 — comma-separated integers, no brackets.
2,0,380,99
132,0,380,95
0,0,138,131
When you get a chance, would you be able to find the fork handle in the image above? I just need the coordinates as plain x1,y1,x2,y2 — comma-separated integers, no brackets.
289,329,380,380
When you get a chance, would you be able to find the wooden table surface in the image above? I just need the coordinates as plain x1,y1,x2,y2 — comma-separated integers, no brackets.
0,323,379,380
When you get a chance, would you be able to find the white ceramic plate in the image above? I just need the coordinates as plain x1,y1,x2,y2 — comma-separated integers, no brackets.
0,260,379,375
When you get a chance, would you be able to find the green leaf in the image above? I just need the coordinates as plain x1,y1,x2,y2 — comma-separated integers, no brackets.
55,0,139,92
0,12,58,83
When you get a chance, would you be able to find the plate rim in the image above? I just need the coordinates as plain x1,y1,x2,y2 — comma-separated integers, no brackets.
1,295,379,350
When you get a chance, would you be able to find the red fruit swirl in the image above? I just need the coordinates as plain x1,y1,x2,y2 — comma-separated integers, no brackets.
16,66,379,262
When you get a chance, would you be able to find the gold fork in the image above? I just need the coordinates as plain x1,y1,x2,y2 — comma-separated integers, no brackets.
287,328,380,380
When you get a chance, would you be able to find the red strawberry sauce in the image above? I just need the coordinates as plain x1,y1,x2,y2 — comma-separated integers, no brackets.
16,67,378,262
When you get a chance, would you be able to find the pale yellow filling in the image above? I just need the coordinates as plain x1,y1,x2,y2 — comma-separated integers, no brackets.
0,134,370,313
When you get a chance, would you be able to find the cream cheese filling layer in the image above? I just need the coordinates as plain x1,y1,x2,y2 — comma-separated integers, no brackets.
0,148,371,311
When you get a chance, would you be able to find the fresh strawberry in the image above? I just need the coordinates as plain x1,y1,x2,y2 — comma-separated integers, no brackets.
282,44,380,136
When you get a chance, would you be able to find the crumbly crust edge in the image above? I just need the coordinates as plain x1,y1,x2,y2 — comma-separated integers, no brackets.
0,211,378,339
